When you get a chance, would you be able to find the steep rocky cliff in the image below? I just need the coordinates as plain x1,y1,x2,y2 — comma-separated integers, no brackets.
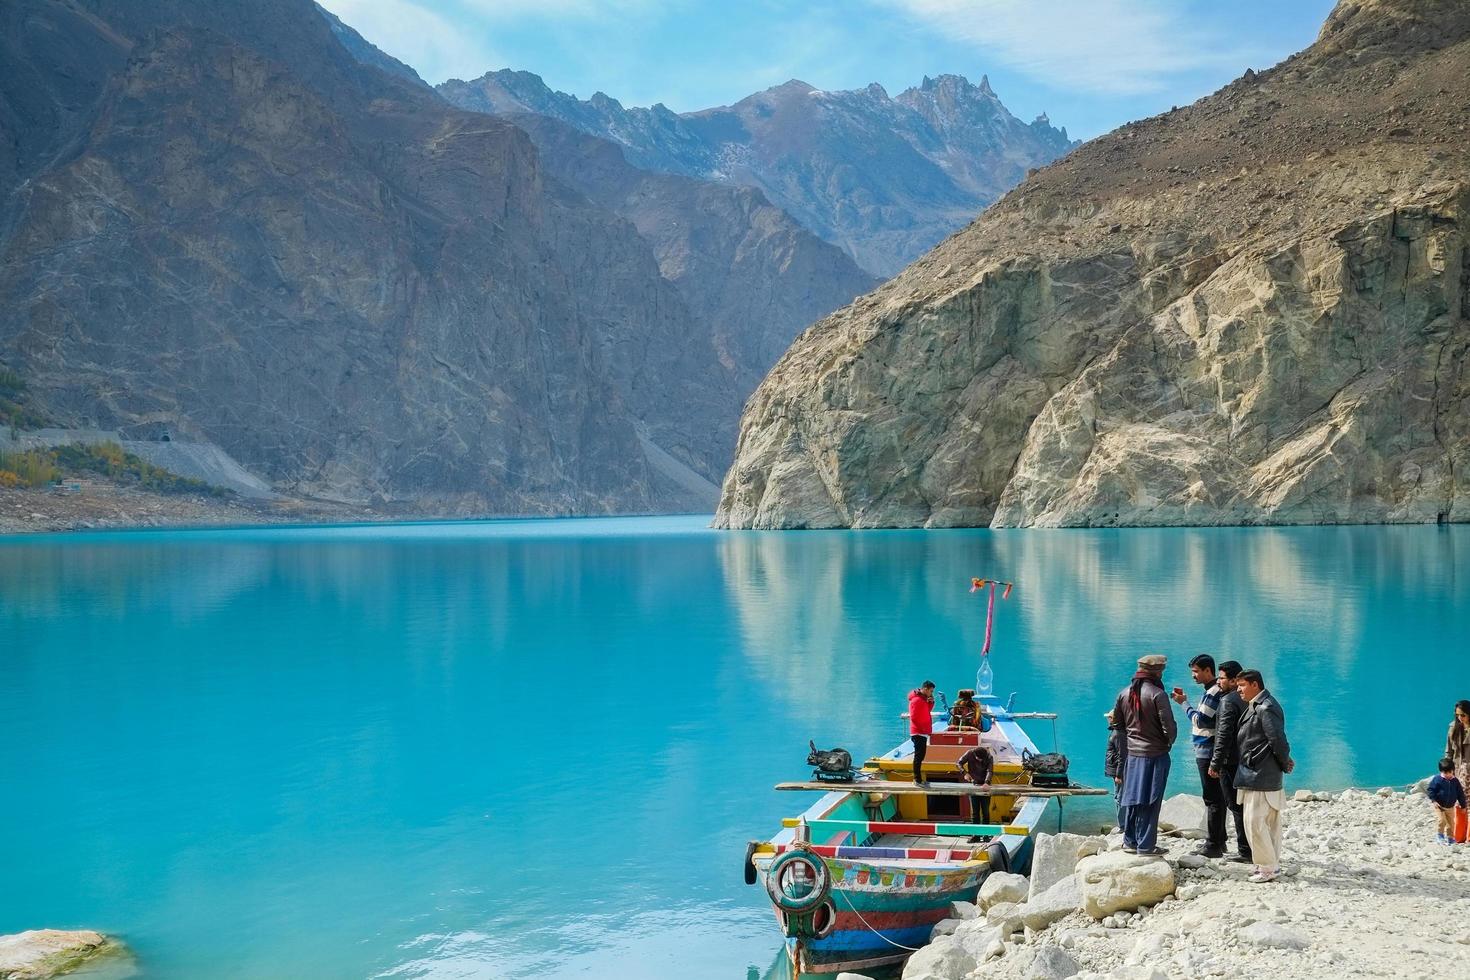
716,0,1470,529
0,0,740,514
438,71,1073,276
499,114,878,391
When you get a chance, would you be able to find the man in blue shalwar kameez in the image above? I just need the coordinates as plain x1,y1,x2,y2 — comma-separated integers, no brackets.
1112,653,1177,855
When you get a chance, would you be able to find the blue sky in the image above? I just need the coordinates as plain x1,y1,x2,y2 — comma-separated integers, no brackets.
320,0,1337,140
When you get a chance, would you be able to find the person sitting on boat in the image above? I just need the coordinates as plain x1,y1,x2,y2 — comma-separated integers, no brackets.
957,741,994,823
908,681,936,786
949,688,987,732
1112,653,1176,856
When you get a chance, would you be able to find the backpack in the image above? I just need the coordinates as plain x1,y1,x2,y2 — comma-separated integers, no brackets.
808,740,856,782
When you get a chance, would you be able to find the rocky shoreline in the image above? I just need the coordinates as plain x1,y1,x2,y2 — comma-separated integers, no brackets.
876,785,1470,980
0,483,373,535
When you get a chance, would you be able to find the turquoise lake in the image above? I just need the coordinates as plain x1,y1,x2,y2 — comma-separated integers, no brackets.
3,517,1468,978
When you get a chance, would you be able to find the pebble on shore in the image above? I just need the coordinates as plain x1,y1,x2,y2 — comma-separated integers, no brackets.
0,930,121,980
882,787,1470,980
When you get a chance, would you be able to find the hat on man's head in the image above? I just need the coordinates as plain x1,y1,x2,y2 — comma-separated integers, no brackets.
1137,653,1167,669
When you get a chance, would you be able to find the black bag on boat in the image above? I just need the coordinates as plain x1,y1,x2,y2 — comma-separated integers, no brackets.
1022,749,1070,787
807,740,855,782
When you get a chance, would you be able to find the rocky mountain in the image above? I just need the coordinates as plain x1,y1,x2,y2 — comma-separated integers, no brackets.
315,3,427,89
716,0,1470,529
0,0,740,514
497,114,878,391
438,71,1074,277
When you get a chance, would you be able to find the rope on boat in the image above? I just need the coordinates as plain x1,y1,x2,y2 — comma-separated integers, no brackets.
832,886,922,951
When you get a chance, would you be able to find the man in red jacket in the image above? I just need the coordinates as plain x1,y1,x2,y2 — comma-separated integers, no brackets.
909,681,936,786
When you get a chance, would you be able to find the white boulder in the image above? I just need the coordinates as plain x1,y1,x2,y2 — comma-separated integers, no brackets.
1124,933,1168,966
1026,944,1082,979
0,931,115,980
1077,851,1176,919
1029,833,1107,898
1240,921,1310,950
979,903,1024,937
1157,794,1207,836
982,871,1030,909
1021,874,1084,930
954,922,1006,961
900,935,974,979
949,899,980,920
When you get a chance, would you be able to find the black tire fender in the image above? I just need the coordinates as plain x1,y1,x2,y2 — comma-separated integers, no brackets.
743,841,759,885
987,840,1011,875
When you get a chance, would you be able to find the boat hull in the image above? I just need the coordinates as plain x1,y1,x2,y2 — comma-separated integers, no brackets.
755,699,1054,976
782,858,986,973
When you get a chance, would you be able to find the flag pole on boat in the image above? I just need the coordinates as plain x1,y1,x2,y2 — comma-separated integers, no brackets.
969,576,1012,697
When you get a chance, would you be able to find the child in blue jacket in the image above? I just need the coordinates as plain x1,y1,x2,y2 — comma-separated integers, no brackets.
1428,757,1466,844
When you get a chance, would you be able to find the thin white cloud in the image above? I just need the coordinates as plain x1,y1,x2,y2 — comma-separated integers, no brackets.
879,0,1267,95
319,0,502,82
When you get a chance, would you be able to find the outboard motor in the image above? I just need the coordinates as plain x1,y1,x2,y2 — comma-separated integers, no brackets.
1022,748,1071,789
807,740,855,782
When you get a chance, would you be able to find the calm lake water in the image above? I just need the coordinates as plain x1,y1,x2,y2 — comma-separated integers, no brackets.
3,518,1467,978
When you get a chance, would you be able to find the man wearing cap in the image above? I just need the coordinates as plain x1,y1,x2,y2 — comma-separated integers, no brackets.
1112,654,1177,855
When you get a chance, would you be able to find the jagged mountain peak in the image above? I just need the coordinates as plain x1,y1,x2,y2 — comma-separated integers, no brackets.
914,73,995,99
438,66,1074,276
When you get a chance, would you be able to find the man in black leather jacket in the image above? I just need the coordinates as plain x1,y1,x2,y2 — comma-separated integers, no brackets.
1233,669,1295,882
1207,661,1251,863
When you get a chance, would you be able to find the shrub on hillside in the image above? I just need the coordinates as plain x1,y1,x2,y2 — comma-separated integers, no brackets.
0,448,63,488
0,367,50,430
52,442,227,496
0,442,227,496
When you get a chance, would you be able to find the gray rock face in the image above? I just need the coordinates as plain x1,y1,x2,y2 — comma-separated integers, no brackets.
0,0,743,514
438,71,1074,276
716,0,1470,530
498,114,878,393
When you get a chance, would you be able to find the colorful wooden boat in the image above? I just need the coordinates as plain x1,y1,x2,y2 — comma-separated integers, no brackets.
743,578,1102,976
746,699,1056,975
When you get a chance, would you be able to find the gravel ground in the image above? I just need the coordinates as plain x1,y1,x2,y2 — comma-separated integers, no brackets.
907,786,1470,980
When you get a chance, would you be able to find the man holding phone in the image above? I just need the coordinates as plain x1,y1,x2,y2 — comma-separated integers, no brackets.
1170,654,1225,858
